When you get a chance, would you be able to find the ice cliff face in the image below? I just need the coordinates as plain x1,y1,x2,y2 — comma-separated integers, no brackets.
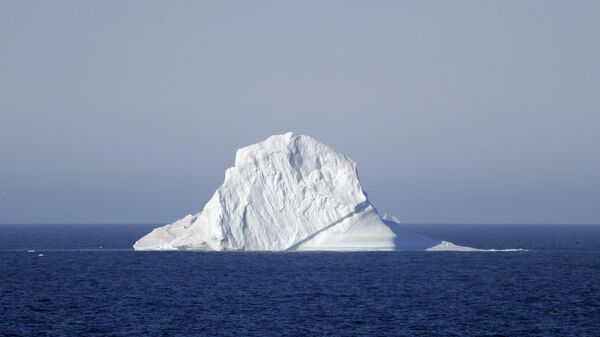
134,132,475,251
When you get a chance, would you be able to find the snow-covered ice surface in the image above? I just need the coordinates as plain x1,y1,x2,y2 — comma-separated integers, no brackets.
134,132,518,252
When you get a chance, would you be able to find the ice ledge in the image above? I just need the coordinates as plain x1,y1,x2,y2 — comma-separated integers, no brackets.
426,241,526,252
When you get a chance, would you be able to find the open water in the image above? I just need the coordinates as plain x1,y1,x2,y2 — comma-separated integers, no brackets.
1,224,599,336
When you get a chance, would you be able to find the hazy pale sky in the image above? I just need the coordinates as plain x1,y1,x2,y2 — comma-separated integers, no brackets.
1,0,599,224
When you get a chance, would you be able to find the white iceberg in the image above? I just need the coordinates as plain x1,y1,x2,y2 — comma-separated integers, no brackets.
134,132,513,252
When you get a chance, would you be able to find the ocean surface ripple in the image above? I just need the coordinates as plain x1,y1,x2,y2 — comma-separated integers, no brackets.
1,224,599,336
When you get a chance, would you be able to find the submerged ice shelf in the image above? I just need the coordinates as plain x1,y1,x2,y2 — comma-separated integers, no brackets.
134,132,513,252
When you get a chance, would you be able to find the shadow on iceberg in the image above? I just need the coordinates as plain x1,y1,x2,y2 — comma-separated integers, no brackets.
383,220,443,251
384,220,525,252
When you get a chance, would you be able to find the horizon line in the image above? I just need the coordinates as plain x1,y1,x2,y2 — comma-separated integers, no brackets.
1,222,599,226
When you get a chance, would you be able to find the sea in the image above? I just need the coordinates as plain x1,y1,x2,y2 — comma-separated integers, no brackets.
1,224,599,336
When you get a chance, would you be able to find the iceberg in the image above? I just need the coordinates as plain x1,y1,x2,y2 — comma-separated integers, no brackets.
134,132,498,252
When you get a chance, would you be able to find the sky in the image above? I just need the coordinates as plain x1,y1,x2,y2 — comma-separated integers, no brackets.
1,0,599,224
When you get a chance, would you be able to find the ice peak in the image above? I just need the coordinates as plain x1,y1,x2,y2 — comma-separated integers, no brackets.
234,132,341,168
284,131,296,139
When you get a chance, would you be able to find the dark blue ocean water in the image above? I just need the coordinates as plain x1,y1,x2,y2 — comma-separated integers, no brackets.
1,224,599,336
